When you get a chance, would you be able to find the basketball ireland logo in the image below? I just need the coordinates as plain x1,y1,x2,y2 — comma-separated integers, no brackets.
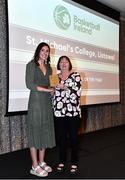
53,5,71,30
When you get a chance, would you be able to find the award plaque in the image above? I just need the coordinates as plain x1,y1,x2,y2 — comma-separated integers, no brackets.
49,74,59,87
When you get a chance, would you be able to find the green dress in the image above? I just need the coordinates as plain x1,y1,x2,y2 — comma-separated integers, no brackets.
25,61,55,149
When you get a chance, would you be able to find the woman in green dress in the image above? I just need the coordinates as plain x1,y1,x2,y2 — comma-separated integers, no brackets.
25,42,55,177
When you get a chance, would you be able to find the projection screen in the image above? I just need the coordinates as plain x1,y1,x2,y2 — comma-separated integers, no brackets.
7,0,120,114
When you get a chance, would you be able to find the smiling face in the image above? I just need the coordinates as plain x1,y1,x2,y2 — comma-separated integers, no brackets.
59,57,70,71
39,45,50,62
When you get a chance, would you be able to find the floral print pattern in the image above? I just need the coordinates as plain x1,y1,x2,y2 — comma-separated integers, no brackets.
53,72,81,117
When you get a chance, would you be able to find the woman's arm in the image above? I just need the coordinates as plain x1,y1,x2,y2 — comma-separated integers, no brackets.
25,62,37,91
26,62,54,92
37,86,54,92
66,72,81,96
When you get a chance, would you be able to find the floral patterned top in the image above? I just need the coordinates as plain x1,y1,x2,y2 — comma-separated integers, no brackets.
53,72,81,117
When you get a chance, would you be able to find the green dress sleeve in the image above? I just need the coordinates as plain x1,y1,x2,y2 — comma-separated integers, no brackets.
25,61,37,91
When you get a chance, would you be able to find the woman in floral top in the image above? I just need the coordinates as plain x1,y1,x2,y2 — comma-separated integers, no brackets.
53,55,81,174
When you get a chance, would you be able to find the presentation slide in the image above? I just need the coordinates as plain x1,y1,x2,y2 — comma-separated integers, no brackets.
7,0,120,114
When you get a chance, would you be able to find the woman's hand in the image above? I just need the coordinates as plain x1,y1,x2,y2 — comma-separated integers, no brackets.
56,83,64,89
47,87,54,93
37,86,54,92
56,83,67,90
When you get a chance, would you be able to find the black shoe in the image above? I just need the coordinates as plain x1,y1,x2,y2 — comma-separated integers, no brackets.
70,165,78,174
56,163,65,172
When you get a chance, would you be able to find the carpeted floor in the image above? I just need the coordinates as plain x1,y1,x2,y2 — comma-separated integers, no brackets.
0,124,125,179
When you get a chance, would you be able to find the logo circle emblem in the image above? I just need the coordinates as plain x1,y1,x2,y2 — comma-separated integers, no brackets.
54,5,71,30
